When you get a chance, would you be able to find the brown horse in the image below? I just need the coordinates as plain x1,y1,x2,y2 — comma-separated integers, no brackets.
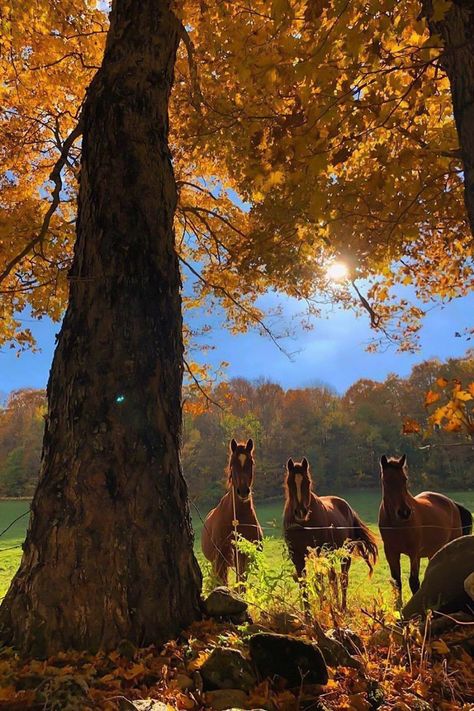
201,438,263,585
379,454,473,604
284,457,378,610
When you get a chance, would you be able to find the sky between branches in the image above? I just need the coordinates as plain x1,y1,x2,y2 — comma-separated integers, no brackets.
2,289,472,396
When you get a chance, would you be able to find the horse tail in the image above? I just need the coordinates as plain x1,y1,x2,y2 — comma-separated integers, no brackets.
455,503,473,536
351,511,378,576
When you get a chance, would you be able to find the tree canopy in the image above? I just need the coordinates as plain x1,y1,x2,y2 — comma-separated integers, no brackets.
1,0,472,363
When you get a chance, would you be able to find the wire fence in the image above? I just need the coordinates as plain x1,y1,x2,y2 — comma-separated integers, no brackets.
0,499,470,577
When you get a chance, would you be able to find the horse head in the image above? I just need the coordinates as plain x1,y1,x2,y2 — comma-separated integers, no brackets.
380,454,412,521
228,438,254,502
286,457,312,523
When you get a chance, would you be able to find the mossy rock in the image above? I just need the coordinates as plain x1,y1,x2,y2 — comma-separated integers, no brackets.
403,536,474,619
200,647,256,692
248,632,328,687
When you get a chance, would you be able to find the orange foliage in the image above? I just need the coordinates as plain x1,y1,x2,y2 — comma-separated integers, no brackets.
0,614,472,709
0,0,472,358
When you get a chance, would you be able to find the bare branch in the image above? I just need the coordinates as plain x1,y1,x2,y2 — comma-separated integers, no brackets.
179,255,291,356
351,279,381,329
0,118,83,286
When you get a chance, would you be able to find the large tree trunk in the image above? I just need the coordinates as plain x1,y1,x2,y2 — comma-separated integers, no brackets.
423,0,474,235
0,0,201,656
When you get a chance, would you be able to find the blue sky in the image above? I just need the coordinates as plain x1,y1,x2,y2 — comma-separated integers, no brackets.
1,290,472,396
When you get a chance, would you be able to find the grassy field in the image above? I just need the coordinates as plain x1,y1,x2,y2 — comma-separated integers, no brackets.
0,490,473,610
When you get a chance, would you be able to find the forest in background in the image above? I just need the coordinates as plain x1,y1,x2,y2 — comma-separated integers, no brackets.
2,352,474,502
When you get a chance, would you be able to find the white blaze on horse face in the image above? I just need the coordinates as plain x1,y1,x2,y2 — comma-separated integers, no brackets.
238,453,247,468
295,474,303,503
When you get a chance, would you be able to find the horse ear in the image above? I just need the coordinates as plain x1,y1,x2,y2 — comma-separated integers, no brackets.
230,438,238,453
246,438,254,452
287,458,295,472
301,457,309,471
380,455,388,468
399,454,407,468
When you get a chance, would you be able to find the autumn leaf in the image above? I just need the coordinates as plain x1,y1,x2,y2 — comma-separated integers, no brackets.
444,418,462,432
187,650,210,672
454,389,472,402
425,391,440,406
402,418,421,435
431,639,450,655
431,0,452,22
348,692,372,711
121,662,147,680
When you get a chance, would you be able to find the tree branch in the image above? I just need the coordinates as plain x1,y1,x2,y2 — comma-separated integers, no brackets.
0,118,83,286
179,255,291,356
183,358,224,410
175,19,203,112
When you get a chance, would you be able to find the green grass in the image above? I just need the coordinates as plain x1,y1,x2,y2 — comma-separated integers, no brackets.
193,489,474,610
0,490,472,610
0,500,30,598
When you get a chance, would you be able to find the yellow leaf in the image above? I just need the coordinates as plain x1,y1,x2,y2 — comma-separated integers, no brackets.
99,672,117,683
455,390,472,402
265,67,278,85
436,377,448,387
176,693,195,709
432,0,452,22
121,662,147,680
444,419,462,432
349,693,372,711
0,687,17,701
431,639,450,654
268,169,284,186
187,650,210,671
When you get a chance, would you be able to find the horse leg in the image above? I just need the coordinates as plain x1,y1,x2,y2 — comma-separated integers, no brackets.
214,553,229,586
409,555,420,595
340,556,351,611
385,546,402,609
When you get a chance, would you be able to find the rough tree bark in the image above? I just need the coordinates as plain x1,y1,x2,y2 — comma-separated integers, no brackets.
423,0,474,236
0,0,202,655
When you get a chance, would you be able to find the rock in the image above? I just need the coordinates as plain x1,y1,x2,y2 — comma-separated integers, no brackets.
366,679,385,710
117,638,137,661
270,610,304,635
248,632,328,687
403,536,474,619
410,701,433,711
464,571,474,601
174,673,194,691
204,587,248,619
200,647,256,692
311,621,362,670
326,627,363,656
204,688,249,710
118,700,169,711
430,611,474,635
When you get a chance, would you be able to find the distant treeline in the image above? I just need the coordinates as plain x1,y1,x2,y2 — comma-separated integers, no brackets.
1,353,474,500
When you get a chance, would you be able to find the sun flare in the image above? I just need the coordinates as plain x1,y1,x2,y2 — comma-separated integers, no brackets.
326,261,349,282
